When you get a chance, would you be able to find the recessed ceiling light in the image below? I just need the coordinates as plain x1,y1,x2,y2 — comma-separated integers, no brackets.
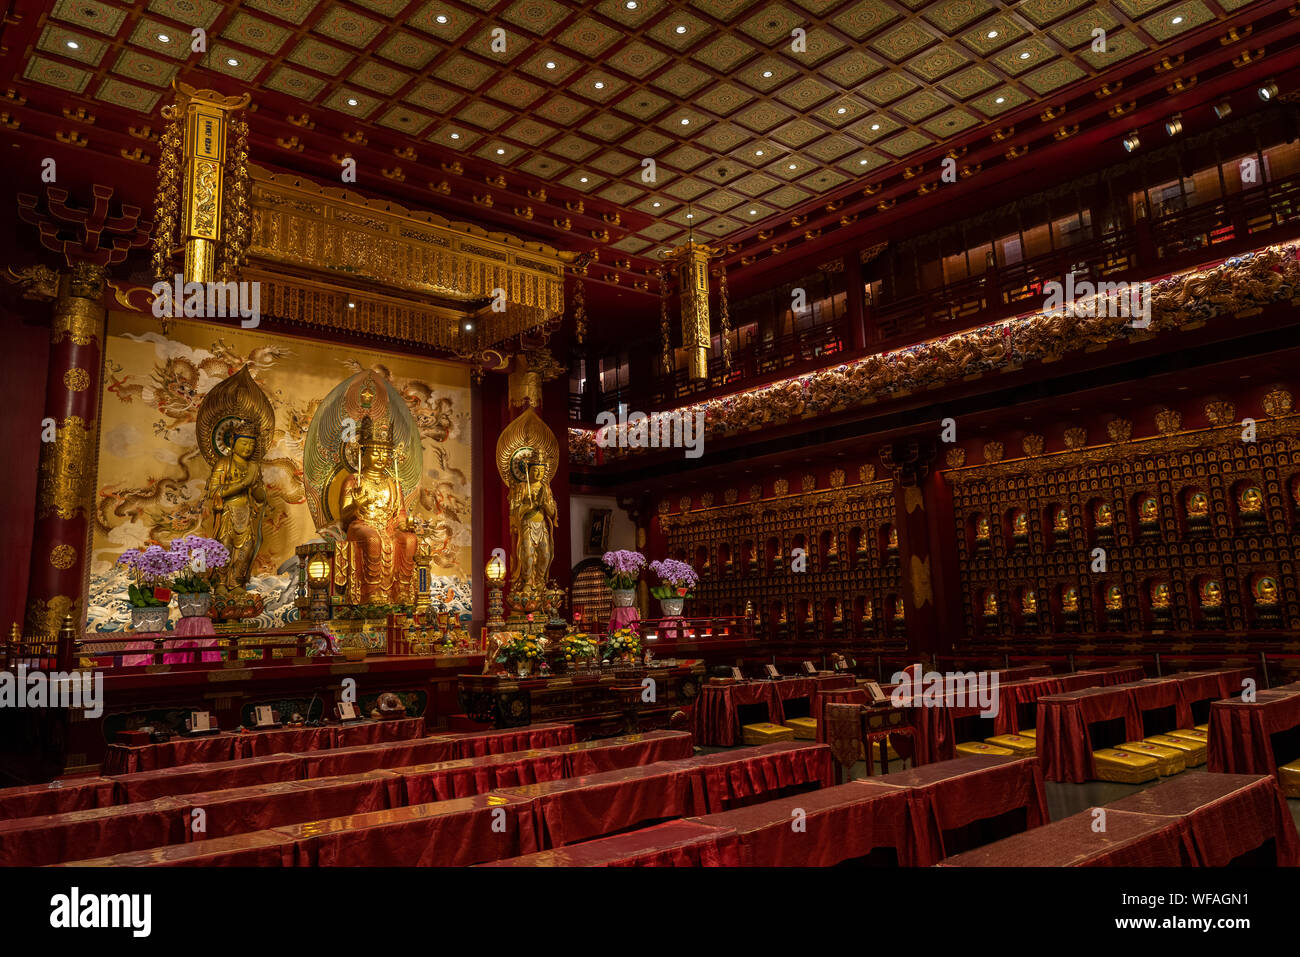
157,33,170,42
348,302,356,309
986,29,999,38
870,123,880,130
859,159,868,165
450,132,460,139
652,201,661,207
1171,15,1183,23
594,81,605,89
836,107,847,114
66,40,79,49
1018,51,1031,59
626,1,637,8
580,176,589,182
675,25,687,34
227,57,239,66
496,148,506,154
749,209,757,214
788,163,797,170
680,117,689,125
762,70,773,78
995,96,1005,104
755,149,764,156
436,14,448,23
686,213,694,219
545,61,556,69
347,97,358,106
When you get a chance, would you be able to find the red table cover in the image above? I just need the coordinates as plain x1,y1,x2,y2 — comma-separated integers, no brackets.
0,797,185,866
1126,678,1194,732
236,717,427,757
541,730,695,775
1207,690,1300,778
1106,771,1300,866
482,819,738,867
690,682,781,747
937,808,1189,867
440,722,576,757
0,776,116,818
814,688,868,744
866,754,1050,866
110,753,304,803
1037,685,1145,783
272,793,541,866
492,763,695,848
299,736,457,778
905,679,1043,765
395,750,570,803
103,733,239,775
665,741,835,813
176,771,402,839
691,780,914,866
59,830,297,867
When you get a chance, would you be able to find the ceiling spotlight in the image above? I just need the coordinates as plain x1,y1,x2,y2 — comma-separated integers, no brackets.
749,208,757,214
755,149,764,156
836,106,847,114
66,40,79,49
580,176,588,182
348,302,356,308
680,117,690,125
157,33,171,42
995,96,1005,104
1164,113,1182,136
1214,100,1232,119
762,70,773,78
675,25,687,34
594,81,605,89
450,132,460,139
986,30,999,38
436,14,448,23
347,97,358,106
1122,130,1140,153
463,320,475,332
859,158,868,165
1018,51,1031,60
1171,15,1183,24
545,61,556,69
227,57,239,66
787,163,797,170
870,123,880,130
626,1,637,8
652,201,661,207
686,212,694,219
1259,81,1279,101
496,147,506,154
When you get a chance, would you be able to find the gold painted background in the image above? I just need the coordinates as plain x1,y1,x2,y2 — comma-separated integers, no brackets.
87,311,474,631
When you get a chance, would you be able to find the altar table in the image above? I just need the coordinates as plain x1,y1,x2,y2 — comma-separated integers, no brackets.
1105,771,1300,866
691,780,914,866
395,750,570,803
1207,688,1300,781
865,754,1050,866
299,736,456,778
691,676,854,747
102,732,240,775
272,793,542,866
0,796,186,866
110,753,304,803
540,730,694,775
492,763,696,849
439,722,576,757
663,741,835,813
481,819,738,867
175,771,402,840
1036,685,1146,783
937,808,1189,867
0,776,116,819
59,830,298,867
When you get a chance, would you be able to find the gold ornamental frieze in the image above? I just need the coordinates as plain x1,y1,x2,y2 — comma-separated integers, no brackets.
36,415,95,519
661,475,894,531
247,165,568,349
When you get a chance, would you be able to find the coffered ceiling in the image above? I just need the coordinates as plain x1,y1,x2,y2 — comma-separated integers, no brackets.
1,0,1291,287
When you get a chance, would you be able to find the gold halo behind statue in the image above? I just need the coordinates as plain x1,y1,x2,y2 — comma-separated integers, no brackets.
196,365,274,467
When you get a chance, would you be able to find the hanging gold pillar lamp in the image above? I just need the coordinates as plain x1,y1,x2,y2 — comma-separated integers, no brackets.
660,238,723,381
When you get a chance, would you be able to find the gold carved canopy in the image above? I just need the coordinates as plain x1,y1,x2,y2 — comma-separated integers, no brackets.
247,164,571,352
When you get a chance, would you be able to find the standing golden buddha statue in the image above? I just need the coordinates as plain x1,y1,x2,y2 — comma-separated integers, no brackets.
495,406,561,617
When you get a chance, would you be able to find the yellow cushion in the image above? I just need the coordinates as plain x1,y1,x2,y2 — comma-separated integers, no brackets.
956,741,1014,757
783,717,817,741
985,734,1036,756
1143,734,1206,766
1119,741,1186,776
1017,728,1036,739
742,722,795,746
1166,728,1208,744
1194,723,1209,733
1280,759,1300,800
1093,748,1161,784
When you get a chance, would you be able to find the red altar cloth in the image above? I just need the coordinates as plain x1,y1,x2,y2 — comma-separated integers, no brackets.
938,808,1189,867
1173,668,1252,707
664,741,835,813
814,688,868,744
692,780,915,866
608,603,640,634
0,797,185,866
482,820,738,867
110,753,304,803
0,776,116,818
1037,685,1145,783
1106,771,1300,866
59,830,297,867
1125,677,1194,732
396,750,569,803
1077,665,1146,685
176,771,402,840
120,615,221,666
299,736,456,778
997,664,1053,682
274,793,542,865
440,722,576,757
904,680,1043,765
691,682,779,747
541,730,695,775
237,717,428,757
1207,689,1300,779
102,732,239,775
866,754,1049,866
492,763,695,848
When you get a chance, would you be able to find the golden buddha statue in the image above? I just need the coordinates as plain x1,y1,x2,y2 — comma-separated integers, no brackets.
1239,485,1266,531
1094,501,1115,545
893,596,904,619
1200,580,1223,608
1150,581,1171,608
826,533,840,568
886,525,899,559
1185,490,1210,535
339,417,419,606
832,598,844,621
983,591,998,617
1137,494,1160,541
862,598,874,622
508,454,557,597
1062,587,1079,612
1011,509,1029,550
1022,589,1038,616
974,514,991,552
196,365,275,615
1052,507,1069,534
1256,575,1279,605
1254,575,1281,627
1105,585,1124,610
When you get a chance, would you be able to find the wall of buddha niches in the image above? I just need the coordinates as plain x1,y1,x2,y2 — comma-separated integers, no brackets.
947,414,1300,639
87,312,474,631
658,468,904,643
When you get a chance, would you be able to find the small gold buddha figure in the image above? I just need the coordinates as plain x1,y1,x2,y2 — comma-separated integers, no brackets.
891,595,906,638
862,598,874,623
1051,506,1069,548
825,533,840,570
1253,575,1282,627
974,514,991,554
1137,494,1161,541
745,544,758,575
1011,509,1029,550
1149,580,1173,627
886,525,899,562
830,598,845,638
1238,485,1266,532
1104,584,1125,629
1094,501,1115,546
777,603,790,637
1185,490,1211,536
723,550,734,577
1022,589,1038,619
1199,578,1225,627
982,591,999,618
1061,586,1081,630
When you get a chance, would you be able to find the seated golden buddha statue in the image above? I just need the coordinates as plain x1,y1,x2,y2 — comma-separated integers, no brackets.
1021,589,1038,619
723,551,734,576
1104,584,1125,629
1061,586,1081,629
886,525,899,561
1199,578,1225,627
891,595,906,638
1254,575,1282,627
825,533,840,569
982,591,998,619
1239,485,1266,532
1185,490,1211,536
339,417,419,606
974,514,991,553
1011,510,1029,549
1051,506,1069,546
1150,580,1173,627
1093,501,1115,545
1137,495,1161,541
861,598,874,624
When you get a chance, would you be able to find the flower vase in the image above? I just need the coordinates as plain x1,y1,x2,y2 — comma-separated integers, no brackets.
659,597,685,618
516,659,534,678
176,592,211,619
130,606,170,632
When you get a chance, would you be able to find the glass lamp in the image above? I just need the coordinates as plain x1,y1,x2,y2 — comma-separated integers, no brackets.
485,555,506,628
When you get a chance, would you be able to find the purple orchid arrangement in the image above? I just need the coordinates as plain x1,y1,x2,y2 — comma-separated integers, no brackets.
169,535,230,593
648,558,698,599
118,544,187,607
602,549,647,590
